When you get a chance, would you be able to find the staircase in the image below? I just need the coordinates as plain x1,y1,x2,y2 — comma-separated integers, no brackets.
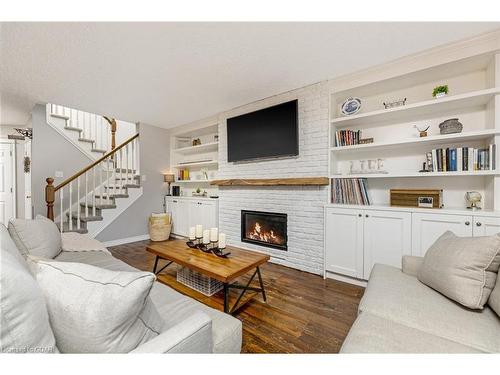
44,106,142,237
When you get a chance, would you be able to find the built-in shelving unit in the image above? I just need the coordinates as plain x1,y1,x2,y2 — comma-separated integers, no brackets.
329,51,500,210
169,122,219,196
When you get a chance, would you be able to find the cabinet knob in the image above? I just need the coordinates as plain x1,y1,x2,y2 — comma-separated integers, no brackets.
476,222,482,227
358,214,362,217
465,221,470,226
173,200,177,203
365,214,369,218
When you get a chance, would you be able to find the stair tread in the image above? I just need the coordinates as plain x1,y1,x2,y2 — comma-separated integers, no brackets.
124,184,140,188
66,213,103,222
51,113,69,120
95,194,129,199
80,203,116,209
92,149,107,153
78,138,95,143
57,223,88,234
64,126,82,132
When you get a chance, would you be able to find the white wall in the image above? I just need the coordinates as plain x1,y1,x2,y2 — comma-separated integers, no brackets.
216,82,330,274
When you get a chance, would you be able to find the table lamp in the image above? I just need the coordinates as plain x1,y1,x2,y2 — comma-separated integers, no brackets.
164,174,175,196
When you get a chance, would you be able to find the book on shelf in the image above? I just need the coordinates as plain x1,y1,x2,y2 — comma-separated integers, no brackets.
177,169,190,181
426,145,496,172
335,129,362,147
331,178,371,205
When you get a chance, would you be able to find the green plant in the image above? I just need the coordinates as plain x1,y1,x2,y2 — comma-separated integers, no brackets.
196,187,201,194
432,85,449,97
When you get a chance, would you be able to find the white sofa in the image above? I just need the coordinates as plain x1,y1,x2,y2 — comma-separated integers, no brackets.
0,224,242,353
340,257,500,353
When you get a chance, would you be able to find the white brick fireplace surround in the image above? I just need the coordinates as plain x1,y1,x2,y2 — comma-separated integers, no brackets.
217,82,330,274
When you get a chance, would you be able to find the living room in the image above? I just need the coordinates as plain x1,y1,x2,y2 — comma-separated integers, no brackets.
1,1,500,373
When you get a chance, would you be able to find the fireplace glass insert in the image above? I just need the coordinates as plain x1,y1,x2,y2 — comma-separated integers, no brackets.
241,210,287,251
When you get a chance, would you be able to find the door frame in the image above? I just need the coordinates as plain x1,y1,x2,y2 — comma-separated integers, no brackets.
0,140,17,220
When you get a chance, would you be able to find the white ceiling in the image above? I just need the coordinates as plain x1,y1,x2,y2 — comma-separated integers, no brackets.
1,22,499,128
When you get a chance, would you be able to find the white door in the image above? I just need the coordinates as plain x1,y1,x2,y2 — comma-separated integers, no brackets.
363,210,412,279
473,216,500,237
324,208,364,279
24,140,32,219
412,213,473,256
0,143,15,225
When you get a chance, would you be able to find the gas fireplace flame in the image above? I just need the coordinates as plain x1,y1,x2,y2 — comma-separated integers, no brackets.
247,221,285,245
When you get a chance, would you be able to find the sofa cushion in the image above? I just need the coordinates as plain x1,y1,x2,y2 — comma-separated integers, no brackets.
29,259,165,353
54,250,243,353
1,224,29,270
417,231,500,309
0,243,57,353
360,264,500,353
489,275,500,317
8,215,62,259
61,232,110,254
340,312,483,353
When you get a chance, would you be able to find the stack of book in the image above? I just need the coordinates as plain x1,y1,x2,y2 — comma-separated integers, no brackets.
335,129,362,146
331,178,371,205
425,145,496,172
177,169,190,180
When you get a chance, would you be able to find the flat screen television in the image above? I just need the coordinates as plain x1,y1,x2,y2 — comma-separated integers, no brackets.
227,99,298,162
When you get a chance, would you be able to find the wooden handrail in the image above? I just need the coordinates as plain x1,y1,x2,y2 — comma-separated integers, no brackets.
53,133,139,192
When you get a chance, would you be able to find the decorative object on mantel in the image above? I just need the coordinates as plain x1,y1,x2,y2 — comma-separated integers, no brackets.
210,177,329,186
390,189,443,209
439,118,463,135
192,138,201,146
414,124,430,137
432,85,449,98
341,97,362,116
465,191,482,210
383,98,406,109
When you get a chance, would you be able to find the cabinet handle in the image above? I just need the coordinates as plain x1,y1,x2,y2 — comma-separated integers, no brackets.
358,214,362,217
476,222,482,227
173,200,177,203
365,214,369,218
465,221,470,226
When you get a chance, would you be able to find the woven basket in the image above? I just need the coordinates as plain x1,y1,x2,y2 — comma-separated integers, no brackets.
149,213,172,241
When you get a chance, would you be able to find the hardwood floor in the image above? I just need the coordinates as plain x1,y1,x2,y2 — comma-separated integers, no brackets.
108,240,365,353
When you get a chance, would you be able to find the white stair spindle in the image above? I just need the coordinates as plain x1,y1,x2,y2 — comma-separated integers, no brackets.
69,182,73,231
77,177,81,230
85,173,88,217
106,157,110,201
92,166,96,216
100,162,103,205
132,138,136,174
120,148,124,194
112,155,117,198
126,144,129,186
60,188,63,233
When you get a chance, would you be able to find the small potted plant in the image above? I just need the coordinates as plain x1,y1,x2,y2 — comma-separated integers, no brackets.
432,85,449,99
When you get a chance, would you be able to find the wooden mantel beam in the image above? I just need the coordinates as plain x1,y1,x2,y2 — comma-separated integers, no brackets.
210,177,329,187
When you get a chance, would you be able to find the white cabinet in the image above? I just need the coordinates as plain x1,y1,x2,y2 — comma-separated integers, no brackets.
363,210,411,278
165,197,218,237
473,216,500,237
325,208,364,279
325,208,411,280
411,213,473,256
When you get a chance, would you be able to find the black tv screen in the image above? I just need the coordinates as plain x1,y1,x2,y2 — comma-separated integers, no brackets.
227,100,298,162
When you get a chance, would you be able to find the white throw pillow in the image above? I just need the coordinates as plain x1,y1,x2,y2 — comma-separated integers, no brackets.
29,259,165,353
8,215,62,259
418,231,500,309
0,247,58,353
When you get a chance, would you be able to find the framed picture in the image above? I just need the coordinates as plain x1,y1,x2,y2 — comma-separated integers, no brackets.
418,196,434,208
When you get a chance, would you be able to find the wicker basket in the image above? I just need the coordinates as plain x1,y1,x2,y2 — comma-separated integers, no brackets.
177,267,223,296
148,213,172,241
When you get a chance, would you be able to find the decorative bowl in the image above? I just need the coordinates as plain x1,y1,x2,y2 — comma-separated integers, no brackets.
439,118,463,135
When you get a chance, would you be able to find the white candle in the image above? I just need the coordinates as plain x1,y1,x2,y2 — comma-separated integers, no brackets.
195,224,203,238
218,233,226,249
210,227,218,242
202,230,210,244
188,227,196,240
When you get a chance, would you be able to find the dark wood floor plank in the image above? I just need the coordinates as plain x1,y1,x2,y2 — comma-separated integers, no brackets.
108,239,364,353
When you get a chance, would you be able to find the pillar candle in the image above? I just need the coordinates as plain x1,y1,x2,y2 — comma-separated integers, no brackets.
202,230,210,244
210,227,218,242
188,227,196,240
218,233,226,249
195,224,203,238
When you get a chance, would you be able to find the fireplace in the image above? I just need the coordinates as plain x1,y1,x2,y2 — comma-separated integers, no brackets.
241,210,287,251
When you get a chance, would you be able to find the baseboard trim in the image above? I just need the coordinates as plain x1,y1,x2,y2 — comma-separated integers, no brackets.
325,271,368,287
103,234,150,247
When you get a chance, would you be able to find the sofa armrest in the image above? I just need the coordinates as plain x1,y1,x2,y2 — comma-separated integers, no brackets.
402,255,424,277
131,312,213,353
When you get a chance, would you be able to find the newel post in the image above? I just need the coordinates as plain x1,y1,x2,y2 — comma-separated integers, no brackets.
45,177,55,221
111,119,117,151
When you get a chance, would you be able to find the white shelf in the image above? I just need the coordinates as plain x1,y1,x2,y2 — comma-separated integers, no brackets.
331,88,500,127
173,141,219,155
331,170,499,178
172,160,218,168
331,129,500,152
174,179,213,184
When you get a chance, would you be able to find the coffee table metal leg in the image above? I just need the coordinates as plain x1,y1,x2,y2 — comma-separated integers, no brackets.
256,266,267,302
152,255,159,274
223,284,229,313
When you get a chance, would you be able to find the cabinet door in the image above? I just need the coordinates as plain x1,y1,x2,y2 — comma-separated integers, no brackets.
412,213,473,256
200,201,217,229
188,200,201,229
174,200,189,237
473,216,500,237
168,199,179,234
363,210,411,279
325,208,364,279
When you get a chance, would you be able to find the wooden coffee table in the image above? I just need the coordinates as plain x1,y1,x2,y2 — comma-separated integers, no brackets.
146,239,270,315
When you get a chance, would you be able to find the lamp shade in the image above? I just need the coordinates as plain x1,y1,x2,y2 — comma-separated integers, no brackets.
164,174,175,183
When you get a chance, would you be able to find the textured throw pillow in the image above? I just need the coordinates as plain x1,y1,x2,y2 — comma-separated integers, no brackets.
418,231,500,309
29,259,165,353
8,215,62,259
0,247,58,353
488,274,500,317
